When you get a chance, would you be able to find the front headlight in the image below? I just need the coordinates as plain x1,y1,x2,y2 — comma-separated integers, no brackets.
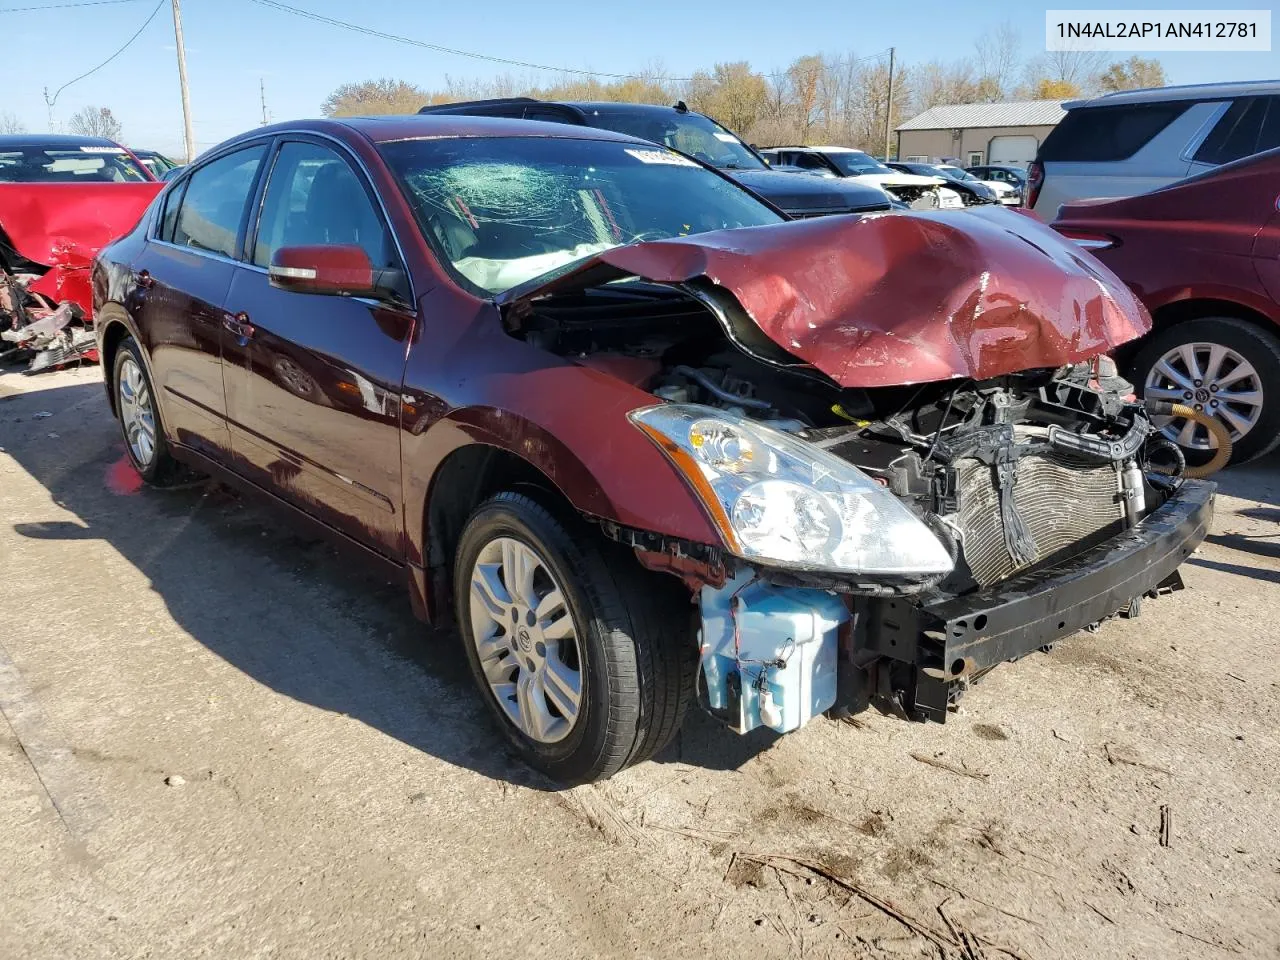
630,404,954,577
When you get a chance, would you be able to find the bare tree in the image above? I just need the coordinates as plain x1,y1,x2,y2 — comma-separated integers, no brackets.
68,106,123,140
0,112,26,135
974,23,1021,100
1023,45,1110,97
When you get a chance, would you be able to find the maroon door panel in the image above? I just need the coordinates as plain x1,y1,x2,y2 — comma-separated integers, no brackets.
1253,210,1280,304
130,143,269,462
130,243,235,461
221,269,412,556
220,140,413,558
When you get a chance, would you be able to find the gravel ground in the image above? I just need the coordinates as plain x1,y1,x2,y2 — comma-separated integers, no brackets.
2,366,1278,960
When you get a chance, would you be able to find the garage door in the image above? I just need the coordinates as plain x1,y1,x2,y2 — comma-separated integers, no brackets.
988,135,1039,167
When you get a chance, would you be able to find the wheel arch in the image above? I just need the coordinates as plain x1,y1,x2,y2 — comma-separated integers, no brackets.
1114,295,1280,368
424,443,573,616
95,302,148,416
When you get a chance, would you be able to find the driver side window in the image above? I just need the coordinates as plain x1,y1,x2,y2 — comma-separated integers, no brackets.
253,141,396,270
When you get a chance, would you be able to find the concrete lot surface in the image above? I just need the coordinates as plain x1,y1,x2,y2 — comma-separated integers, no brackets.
2,366,1278,959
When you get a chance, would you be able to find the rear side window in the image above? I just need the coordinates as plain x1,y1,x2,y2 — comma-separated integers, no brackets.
1194,97,1280,165
158,181,187,242
171,145,267,258
1038,102,1192,162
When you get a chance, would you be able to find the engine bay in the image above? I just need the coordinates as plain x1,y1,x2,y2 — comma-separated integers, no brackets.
507,280,1184,599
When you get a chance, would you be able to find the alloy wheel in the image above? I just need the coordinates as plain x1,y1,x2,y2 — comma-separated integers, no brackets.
1143,341,1263,450
117,354,157,468
467,537,583,744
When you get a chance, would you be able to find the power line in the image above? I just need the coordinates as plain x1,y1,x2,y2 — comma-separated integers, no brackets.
44,0,165,107
244,0,702,81
1,0,145,11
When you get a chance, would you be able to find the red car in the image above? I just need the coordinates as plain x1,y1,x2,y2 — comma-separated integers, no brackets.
1,134,161,369
1052,147,1280,464
93,116,1212,783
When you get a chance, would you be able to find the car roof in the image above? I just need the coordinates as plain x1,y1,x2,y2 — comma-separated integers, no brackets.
763,145,867,154
0,133,124,149
221,114,651,148
419,98,706,121
1065,78,1280,110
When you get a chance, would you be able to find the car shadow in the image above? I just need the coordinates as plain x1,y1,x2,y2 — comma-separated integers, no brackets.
1212,449,1280,508
4,378,770,789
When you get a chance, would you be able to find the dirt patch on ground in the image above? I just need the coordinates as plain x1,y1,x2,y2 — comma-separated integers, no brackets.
3,368,1279,959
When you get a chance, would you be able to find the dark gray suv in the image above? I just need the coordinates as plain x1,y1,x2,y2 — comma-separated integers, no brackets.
418,98,898,219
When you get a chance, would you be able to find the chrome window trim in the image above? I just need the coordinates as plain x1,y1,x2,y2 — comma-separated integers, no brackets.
147,239,244,267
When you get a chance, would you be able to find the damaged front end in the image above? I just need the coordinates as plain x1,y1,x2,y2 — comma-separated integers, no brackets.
0,182,160,373
501,209,1213,735
672,368,1212,732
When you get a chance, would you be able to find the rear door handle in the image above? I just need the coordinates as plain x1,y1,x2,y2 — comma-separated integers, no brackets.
222,311,255,339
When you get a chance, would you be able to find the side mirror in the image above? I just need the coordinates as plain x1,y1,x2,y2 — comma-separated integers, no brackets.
269,244,378,298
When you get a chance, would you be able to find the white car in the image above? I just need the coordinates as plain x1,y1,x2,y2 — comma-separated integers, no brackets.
761,146,964,210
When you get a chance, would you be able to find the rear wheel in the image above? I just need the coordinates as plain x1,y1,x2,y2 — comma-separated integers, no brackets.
454,492,695,784
112,336,184,485
1130,317,1280,465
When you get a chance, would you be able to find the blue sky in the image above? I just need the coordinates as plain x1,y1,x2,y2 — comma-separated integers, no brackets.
1,0,1276,156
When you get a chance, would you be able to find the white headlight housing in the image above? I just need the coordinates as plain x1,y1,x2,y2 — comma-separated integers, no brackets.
630,404,954,577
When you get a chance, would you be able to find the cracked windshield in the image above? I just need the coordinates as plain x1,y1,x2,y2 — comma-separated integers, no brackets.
379,135,781,294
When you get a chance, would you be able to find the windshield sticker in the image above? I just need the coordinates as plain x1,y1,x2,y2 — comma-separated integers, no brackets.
624,148,698,167
713,133,740,143
79,146,126,154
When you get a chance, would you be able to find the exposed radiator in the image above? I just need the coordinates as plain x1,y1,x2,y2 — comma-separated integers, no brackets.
955,450,1125,587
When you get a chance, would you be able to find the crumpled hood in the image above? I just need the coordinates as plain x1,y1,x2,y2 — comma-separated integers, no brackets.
499,206,1151,388
0,183,162,269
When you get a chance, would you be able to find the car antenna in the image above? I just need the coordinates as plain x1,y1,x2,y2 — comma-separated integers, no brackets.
673,100,688,113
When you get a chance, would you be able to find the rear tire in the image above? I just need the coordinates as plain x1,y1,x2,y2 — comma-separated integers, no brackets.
112,336,186,486
1130,317,1280,466
454,492,695,784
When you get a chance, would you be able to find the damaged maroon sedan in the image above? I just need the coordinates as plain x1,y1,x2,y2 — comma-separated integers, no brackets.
93,116,1213,783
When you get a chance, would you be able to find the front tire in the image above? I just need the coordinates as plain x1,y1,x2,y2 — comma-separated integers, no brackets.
112,336,183,485
454,492,695,784
1130,317,1280,465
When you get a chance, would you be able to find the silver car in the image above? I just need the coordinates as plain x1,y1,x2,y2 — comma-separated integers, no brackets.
1029,80,1280,219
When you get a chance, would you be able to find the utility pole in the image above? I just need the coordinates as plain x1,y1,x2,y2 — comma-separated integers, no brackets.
260,78,269,125
883,46,896,161
42,88,55,132
170,0,196,163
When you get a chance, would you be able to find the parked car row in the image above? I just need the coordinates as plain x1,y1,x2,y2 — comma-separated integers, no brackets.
84,113,1214,784
757,146,967,209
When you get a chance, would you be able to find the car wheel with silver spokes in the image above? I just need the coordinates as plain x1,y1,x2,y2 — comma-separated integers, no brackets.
468,536,582,744
111,334,184,484
454,492,695,784
117,353,157,469
1132,317,1280,466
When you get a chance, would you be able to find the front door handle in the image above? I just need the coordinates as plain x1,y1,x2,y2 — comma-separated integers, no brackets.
222,311,255,339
